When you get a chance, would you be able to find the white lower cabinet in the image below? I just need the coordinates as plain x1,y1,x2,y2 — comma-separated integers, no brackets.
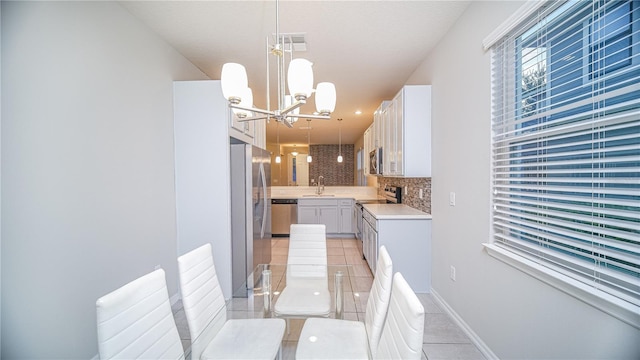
338,199,354,234
297,206,319,225
362,208,432,292
362,209,378,273
298,198,354,235
297,198,339,233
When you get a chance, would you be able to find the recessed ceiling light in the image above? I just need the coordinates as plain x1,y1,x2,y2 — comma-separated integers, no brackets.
355,110,362,115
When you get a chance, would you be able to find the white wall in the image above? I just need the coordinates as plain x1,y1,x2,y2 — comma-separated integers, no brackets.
0,3,3,355
407,1,640,359
1,1,207,358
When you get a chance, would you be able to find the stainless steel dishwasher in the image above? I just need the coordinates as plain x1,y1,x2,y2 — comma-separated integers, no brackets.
271,198,298,236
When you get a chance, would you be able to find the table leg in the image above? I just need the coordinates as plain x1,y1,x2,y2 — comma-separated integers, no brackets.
262,269,271,316
335,270,344,319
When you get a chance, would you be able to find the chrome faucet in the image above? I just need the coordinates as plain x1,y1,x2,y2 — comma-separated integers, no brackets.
316,176,325,195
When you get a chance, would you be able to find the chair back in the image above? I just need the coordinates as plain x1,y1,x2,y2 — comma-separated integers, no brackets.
287,224,328,285
96,269,184,360
364,246,393,358
375,273,425,360
177,243,226,359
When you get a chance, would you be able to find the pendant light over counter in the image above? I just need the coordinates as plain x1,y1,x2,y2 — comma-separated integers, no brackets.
275,122,282,163
337,118,343,163
306,119,312,163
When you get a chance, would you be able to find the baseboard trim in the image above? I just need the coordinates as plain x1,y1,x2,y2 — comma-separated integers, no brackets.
430,288,499,360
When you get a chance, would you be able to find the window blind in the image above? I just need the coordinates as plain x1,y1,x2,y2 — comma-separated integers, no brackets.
490,0,639,309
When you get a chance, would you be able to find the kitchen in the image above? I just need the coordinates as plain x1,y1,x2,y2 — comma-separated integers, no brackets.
3,1,638,359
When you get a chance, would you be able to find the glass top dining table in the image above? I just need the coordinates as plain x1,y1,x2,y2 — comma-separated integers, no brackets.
188,264,354,359
233,263,350,318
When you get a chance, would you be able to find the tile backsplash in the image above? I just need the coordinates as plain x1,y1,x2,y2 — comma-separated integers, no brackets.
377,177,432,214
308,144,355,186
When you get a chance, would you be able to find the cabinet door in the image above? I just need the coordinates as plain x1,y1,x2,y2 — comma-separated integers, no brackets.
352,205,358,235
298,206,318,224
339,206,353,234
382,104,391,175
362,221,370,263
400,85,431,177
319,206,339,233
363,221,378,273
363,127,371,174
391,100,399,175
375,106,383,149
253,119,265,149
394,90,404,175
370,225,378,272
229,109,255,143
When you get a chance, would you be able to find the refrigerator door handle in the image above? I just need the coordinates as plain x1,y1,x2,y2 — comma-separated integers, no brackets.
259,161,267,239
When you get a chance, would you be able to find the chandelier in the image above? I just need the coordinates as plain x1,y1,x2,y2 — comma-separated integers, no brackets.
220,0,337,128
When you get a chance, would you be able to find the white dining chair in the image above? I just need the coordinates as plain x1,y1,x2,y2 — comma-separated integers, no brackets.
375,272,425,360
96,269,185,360
273,224,331,320
296,246,393,360
177,243,285,360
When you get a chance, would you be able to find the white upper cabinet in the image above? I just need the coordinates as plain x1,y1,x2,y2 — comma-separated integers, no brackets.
373,101,390,150
228,104,267,149
382,85,431,177
252,118,266,149
229,110,254,143
363,125,373,174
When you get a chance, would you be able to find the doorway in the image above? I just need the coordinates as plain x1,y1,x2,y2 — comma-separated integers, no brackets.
287,153,309,186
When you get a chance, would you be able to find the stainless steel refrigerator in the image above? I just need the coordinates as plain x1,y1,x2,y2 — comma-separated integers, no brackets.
230,142,271,296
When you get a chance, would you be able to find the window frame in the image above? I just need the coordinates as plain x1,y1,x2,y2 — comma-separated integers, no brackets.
485,0,640,329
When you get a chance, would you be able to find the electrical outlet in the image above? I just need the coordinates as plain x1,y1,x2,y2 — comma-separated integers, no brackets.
404,186,408,195
449,192,456,206
419,189,424,199
450,266,456,281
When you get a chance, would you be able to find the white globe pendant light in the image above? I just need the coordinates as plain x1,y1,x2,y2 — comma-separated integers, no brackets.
316,82,336,115
232,87,253,118
288,59,314,100
221,63,248,104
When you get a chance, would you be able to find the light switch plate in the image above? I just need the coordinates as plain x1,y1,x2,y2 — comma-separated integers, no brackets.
449,192,456,206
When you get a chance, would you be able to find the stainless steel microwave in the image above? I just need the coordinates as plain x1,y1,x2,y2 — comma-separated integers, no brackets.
369,148,382,175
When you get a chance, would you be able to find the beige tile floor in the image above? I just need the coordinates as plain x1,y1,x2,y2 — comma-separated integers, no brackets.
173,236,486,360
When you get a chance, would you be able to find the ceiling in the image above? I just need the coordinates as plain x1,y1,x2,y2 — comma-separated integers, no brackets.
121,0,471,147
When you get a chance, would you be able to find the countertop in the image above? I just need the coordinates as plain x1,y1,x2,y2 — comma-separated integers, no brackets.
270,193,384,202
270,186,381,202
362,203,432,220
